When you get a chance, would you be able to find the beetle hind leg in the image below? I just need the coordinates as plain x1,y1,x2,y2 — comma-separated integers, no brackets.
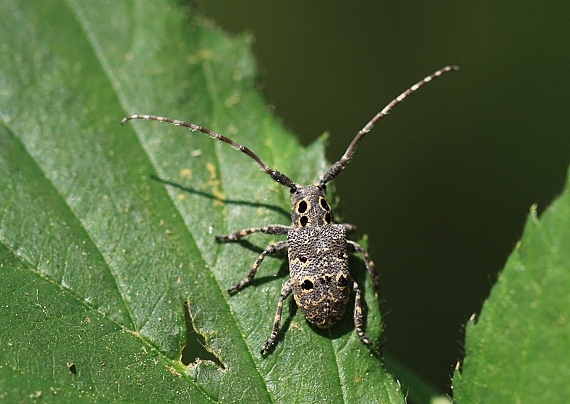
351,279,373,346
261,280,293,355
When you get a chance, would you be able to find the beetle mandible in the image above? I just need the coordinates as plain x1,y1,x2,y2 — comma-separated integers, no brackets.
122,65,458,355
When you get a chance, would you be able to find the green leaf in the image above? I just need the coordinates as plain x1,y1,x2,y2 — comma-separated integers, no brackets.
453,167,570,402
0,1,403,402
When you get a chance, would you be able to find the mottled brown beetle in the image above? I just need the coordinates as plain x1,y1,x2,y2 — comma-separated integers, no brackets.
122,66,458,355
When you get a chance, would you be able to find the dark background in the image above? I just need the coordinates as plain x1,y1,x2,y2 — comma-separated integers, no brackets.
194,0,570,395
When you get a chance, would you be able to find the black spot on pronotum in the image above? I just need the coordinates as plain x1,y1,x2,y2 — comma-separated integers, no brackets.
297,200,308,213
302,279,314,290
320,197,330,211
300,216,309,226
324,213,332,224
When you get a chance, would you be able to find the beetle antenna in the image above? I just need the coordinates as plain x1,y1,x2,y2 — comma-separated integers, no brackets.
319,65,459,186
122,115,297,191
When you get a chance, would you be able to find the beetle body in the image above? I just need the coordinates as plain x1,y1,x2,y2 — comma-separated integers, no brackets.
288,224,350,327
122,65,458,355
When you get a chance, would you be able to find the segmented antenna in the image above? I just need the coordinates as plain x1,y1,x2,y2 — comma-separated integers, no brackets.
121,114,297,191
319,65,459,186
123,65,457,191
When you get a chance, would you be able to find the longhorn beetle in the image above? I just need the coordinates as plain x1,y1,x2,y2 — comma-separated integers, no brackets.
122,65,458,355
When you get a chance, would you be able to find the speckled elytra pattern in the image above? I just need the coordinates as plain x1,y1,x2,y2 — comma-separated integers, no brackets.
122,66,458,355
288,225,350,327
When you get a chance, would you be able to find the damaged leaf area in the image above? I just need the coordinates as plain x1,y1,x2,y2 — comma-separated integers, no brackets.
0,1,403,402
181,300,225,369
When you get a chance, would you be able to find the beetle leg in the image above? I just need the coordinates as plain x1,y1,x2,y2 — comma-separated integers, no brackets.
216,225,292,242
227,240,289,293
351,279,372,346
261,280,293,355
347,240,379,297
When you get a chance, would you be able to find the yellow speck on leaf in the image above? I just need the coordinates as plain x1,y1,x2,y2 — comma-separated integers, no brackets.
205,163,226,205
225,91,241,108
180,168,193,179
206,163,216,180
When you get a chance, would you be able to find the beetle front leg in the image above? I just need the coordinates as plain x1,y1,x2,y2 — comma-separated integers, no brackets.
341,223,357,234
216,225,292,242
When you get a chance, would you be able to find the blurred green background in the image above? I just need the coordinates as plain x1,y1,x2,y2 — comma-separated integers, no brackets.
195,0,570,395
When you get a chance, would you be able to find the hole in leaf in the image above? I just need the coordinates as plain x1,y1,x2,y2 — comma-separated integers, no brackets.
67,362,77,375
180,301,225,369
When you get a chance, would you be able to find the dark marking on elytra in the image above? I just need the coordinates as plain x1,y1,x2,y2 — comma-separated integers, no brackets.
301,279,314,291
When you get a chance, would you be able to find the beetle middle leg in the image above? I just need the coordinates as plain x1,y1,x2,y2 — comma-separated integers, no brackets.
347,240,380,297
227,240,289,293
